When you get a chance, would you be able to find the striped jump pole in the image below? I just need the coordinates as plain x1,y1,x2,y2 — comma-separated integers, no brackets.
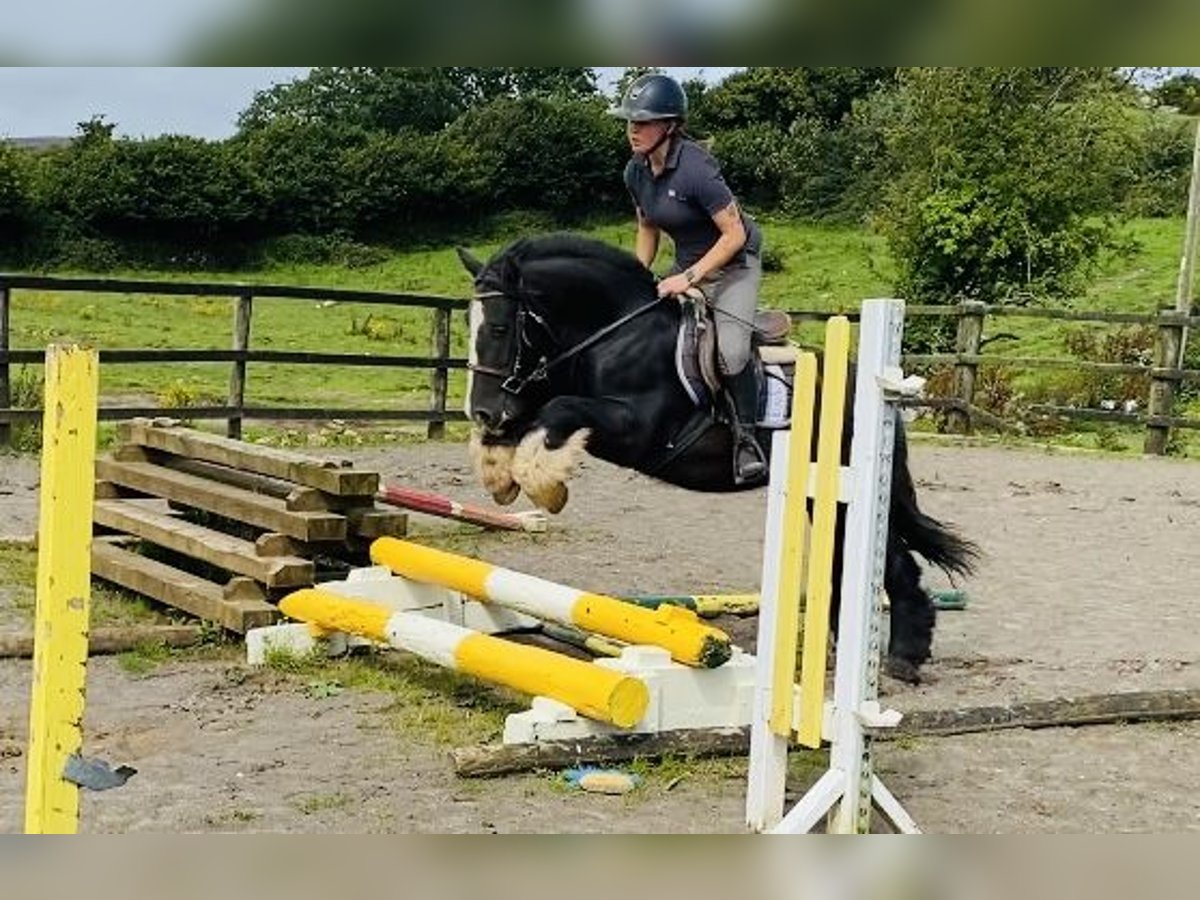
279,588,648,728
369,537,732,668
376,484,548,533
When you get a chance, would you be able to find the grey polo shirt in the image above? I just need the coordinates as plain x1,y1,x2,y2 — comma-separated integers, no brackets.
624,135,762,273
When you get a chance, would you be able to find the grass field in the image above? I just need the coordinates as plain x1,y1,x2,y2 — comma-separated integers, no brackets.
4,214,1197,455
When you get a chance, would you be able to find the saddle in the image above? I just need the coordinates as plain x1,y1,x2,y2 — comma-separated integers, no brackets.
674,290,796,411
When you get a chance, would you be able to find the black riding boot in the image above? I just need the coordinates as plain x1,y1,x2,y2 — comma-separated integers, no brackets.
724,365,768,485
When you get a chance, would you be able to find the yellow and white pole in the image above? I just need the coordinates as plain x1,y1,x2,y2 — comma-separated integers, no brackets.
369,537,732,668
279,589,649,728
25,345,99,834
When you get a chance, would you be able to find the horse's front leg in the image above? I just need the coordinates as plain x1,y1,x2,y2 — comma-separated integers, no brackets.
467,430,522,506
512,396,641,513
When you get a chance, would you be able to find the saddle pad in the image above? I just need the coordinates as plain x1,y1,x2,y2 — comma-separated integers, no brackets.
757,342,801,365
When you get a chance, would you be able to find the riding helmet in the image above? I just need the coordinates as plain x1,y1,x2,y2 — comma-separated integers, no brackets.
608,73,688,122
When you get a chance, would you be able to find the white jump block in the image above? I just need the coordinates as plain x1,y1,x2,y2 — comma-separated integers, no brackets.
340,565,541,632
246,568,542,666
246,622,359,664
502,644,759,744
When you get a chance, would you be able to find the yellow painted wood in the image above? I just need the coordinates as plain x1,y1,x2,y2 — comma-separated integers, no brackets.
572,593,732,669
768,352,818,736
24,345,98,834
279,588,649,728
797,317,851,748
279,589,392,641
691,594,760,616
372,537,733,668
455,633,649,727
370,536,493,598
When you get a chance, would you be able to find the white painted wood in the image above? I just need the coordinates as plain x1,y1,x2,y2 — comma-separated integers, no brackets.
745,431,792,831
769,769,845,835
749,299,918,835
872,776,921,834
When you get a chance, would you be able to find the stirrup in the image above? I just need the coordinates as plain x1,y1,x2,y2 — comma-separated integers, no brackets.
733,436,767,485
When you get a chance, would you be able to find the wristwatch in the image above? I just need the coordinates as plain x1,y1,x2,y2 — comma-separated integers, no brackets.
684,267,698,286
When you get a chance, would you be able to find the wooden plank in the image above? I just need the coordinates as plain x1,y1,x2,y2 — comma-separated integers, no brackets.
876,688,1200,739
453,688,1200,777
0,273,468,310
0,625,206,659
452,727,753,778
255,533,304,558
347,507,408,539
140,452,374,511
92,498,313,588
152,454,308,499
94,457,347,542
91,541,278,633
116,420,379,495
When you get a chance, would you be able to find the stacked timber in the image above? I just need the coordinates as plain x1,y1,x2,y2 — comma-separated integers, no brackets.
91,419,407,633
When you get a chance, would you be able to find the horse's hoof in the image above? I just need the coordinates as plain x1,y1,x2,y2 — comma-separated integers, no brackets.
492,483,520,506
884,656,923,685
528,481,568,514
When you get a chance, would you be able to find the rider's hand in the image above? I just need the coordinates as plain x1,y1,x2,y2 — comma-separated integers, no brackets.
656,272,692,299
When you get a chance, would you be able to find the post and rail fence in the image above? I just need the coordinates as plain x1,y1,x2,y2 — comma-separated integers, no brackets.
2,274,1199,453
0,274,468,447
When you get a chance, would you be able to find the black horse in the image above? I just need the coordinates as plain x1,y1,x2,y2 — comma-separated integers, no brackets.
458,233,976,682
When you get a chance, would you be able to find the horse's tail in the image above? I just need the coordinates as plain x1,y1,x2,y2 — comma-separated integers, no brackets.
889,425,979,577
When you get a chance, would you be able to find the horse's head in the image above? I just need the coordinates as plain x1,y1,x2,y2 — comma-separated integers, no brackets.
458,235,659,442
457,244,554,441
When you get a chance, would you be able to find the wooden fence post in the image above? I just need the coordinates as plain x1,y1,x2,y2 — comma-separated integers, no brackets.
427,306,451,440
227,291,253,440
948,300,986,434
1147,120,1200,455
1144,311,1186,455
1,283,10,449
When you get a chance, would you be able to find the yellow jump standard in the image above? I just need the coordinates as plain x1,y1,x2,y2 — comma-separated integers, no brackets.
369,537,732,668
24,345,99,834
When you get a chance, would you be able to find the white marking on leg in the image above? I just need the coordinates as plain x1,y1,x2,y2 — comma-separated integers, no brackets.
512,428,590,513
468,428,519,505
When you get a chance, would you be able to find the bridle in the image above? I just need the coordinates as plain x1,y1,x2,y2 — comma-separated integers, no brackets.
468,286,662,397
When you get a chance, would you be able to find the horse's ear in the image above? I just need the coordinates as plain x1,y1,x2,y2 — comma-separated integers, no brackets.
455,246,483,277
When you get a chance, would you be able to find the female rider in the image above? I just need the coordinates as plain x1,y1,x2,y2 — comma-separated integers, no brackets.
610,73,767,484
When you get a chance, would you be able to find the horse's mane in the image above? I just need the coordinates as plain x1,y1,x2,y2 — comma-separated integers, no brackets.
503,233,654,288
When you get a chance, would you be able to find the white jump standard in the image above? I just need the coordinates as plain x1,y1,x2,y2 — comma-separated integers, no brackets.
746,298,920,835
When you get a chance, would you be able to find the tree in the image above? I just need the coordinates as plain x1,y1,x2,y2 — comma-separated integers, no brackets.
238,68,599,134
0,142,34,243
1151,73,1200,115
452,68,598,103
696,67,895,133
238,68,470,134
873,67,1142,327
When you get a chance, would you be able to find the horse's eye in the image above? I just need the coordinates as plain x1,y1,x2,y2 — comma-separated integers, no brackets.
490,324,509,336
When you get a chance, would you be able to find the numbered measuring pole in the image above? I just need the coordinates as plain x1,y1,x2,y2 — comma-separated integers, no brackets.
24,345,99,834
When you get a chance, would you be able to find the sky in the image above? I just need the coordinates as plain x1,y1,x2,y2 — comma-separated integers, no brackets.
0,67,739,141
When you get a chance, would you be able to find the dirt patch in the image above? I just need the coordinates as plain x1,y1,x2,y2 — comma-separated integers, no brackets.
3,438,1200,832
